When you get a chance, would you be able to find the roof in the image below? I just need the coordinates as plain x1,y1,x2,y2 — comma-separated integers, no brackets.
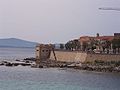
95,36,114,41
79,36,94,42
79,36,114,42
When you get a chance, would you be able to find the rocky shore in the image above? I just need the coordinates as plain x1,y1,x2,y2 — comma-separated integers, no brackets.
0,58,35,67
0,58,120,73
32,59,120,73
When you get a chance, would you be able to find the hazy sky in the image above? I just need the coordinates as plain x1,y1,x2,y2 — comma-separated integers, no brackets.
0,0,120,43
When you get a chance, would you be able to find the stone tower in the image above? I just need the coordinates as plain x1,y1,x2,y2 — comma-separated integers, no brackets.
35,44,52,65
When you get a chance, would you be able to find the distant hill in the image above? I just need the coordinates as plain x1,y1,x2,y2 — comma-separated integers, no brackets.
0,38,38,48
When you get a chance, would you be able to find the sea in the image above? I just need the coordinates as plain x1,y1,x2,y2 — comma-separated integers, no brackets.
0,47,35,61
0,47,120,90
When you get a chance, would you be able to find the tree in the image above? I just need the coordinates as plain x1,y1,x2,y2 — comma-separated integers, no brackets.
60,44,64,50
65,39,80,51
73,39,80,50
112,39,120,54
105,41,111,54
65,41,71,50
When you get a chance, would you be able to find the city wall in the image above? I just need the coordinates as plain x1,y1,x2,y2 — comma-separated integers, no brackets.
50,51,120,63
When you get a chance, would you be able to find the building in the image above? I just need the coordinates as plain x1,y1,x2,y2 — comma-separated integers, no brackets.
79,36,94,51
79,33,114,53
35,44,52,65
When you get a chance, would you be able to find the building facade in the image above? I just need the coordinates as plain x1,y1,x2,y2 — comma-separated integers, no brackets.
79,33,114,53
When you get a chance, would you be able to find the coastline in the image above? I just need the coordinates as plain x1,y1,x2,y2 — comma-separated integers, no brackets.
0,58,120,73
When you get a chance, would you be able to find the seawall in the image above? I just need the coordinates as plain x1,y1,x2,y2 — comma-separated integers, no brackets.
86,54,120,62
50,51,120,63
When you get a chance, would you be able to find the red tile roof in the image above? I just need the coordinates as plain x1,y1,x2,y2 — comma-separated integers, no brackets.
95,36,114,41
79,36,114,42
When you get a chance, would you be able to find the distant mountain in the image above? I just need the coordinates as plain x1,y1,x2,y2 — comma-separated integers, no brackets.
0,38,38,48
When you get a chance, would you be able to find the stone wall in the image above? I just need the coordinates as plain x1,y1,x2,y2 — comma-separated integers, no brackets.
50,51,120,63
50,51,76,62
74,52,87,62
86,54,120,62
50,51,87,63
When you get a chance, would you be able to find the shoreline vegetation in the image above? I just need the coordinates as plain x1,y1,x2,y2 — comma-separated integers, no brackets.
0,58,120,73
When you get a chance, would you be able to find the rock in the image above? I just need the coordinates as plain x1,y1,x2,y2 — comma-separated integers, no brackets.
13,63,19,66
113,66,120,72
39,65,43,68
36,65,43,68
5,63,13,66
31,64,37,68
2,61,8,64
20,63,31,66
15,59,20,61
25,60,30,63
0,63,4,65
60,64,67,68
24,57,35,61
67,64,76,68
75,63,82,67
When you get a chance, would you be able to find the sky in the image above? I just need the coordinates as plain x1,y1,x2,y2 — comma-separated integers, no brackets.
0,0,120,43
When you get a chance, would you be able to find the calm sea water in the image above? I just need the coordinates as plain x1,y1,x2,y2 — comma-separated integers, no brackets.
0,47,120,90
0,47,35,61
0,66,120,90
